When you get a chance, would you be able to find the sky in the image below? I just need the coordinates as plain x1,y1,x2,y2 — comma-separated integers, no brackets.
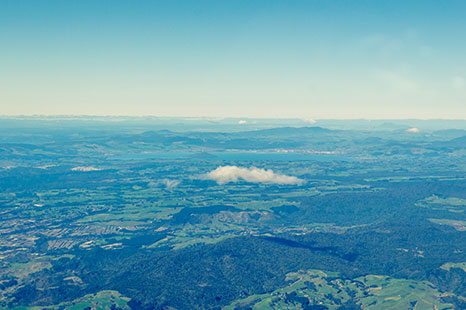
1,0,466,119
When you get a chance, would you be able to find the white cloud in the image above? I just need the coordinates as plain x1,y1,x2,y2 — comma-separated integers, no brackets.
238,120,247,124
161,179,181,189
149,179,181,189
405,127,420,133
162,179,180,189
452,76,465,89
303,118,316,124
204,166,303,185
71,166,101,171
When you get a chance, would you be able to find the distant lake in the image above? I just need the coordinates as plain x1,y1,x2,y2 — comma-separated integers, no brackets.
111,151,351,162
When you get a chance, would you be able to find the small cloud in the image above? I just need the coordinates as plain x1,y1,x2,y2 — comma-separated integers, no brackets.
161,179,181,189
405,127,420,133
150,179,181,189
36,165,56,169
238,120,247,125
71,166,101,171
452,76,465,89
303,118,316,124
204,166,303,185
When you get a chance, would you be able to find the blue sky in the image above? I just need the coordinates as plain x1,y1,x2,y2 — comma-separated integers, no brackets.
1,0,466,118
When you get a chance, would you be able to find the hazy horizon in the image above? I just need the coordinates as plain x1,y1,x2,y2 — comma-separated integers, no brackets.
2,114,466,121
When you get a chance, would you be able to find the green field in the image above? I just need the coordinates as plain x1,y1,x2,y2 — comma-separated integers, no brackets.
9,290,130,310
224,269,455,310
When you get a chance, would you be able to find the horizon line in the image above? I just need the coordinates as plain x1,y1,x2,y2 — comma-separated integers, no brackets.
1,114,466,121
